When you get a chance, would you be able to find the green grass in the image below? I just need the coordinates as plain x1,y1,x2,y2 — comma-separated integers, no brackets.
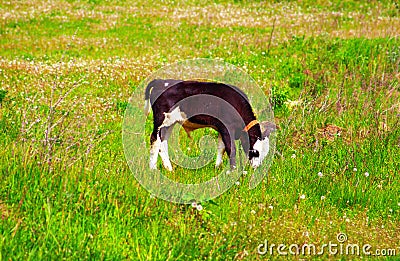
0,0,399,260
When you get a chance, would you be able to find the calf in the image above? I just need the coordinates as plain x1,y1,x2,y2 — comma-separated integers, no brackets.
144,79,275,171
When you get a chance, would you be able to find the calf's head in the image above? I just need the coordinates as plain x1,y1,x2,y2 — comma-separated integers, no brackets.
249,121,276,168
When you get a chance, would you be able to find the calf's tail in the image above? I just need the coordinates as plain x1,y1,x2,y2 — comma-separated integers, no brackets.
144,83,153,115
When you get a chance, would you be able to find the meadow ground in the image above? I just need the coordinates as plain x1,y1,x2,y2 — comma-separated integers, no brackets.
0,0,399,260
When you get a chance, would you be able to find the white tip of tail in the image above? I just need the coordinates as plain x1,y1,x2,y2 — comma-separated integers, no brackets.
144,99,151,115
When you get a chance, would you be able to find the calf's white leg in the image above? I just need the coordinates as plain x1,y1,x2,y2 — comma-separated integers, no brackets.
215,135,225,167
159,127,173,171
149,135,161,170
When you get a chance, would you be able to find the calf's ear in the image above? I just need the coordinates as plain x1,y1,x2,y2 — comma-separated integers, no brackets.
260,121,277,139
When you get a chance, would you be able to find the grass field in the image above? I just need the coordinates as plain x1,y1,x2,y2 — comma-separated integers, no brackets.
0,0,399,260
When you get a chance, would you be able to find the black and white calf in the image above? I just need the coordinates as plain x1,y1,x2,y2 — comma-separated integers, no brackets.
144,79,276,171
